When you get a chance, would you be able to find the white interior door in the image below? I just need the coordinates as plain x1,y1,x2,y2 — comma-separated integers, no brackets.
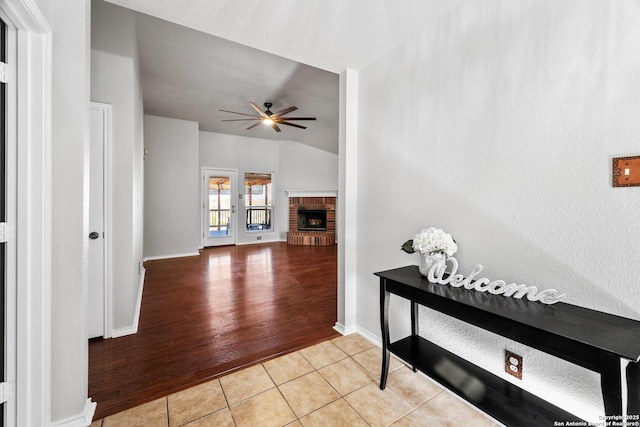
203,169,237,247
88,103,111,339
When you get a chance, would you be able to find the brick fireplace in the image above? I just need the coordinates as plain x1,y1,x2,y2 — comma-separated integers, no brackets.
287,195,336,246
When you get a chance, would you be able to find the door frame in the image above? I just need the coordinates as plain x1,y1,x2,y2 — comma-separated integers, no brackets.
89,101,113,339
0,11,15,427
0,0,52,424
202,168,237,247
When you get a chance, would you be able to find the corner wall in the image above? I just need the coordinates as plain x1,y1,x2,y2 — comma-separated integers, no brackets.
49,0,91,423
91,0,145,332
355,1,640,421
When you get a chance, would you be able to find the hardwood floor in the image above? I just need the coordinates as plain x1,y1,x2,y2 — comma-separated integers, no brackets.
89,242,339,420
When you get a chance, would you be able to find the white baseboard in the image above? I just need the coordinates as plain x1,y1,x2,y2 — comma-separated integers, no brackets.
335,323,381,348
335,321,358,336
143,251,200,262
51,398,96,427
355,325,382,348
111,267,145,338
236,237,287,246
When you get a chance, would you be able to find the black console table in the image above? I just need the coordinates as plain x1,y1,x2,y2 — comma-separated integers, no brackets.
376,266,640,427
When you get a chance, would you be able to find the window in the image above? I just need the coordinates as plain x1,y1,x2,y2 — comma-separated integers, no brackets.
244,172,273,232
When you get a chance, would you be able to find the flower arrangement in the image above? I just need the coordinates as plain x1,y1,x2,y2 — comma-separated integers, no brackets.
401,227,457,256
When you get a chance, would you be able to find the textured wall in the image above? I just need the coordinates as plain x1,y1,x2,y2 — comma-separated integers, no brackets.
356,1,640,421
50,0,91,422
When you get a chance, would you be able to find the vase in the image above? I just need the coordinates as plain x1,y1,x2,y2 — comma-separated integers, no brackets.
418,252,447,278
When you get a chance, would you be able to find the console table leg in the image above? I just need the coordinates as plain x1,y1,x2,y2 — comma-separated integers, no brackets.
627,361,640,416
380,279,391,390
601,352,624,417
411,301,418,372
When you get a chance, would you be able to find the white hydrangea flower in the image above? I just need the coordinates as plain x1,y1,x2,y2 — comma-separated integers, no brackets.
412,227,457,256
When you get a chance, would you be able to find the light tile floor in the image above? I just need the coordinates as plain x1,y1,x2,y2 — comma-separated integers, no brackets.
90,334,502,427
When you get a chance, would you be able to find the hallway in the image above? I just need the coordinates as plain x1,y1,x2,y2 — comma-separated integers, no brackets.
89,242,339,420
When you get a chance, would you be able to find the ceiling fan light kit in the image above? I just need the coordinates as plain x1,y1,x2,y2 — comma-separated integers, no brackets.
220,101,316,133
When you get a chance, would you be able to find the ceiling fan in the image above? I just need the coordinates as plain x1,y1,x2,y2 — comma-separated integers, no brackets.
220,102,316,133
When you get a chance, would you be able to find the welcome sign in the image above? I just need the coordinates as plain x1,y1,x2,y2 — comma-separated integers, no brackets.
426,257,567,305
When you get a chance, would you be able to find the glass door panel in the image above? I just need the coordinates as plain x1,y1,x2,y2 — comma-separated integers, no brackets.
203,169,236,246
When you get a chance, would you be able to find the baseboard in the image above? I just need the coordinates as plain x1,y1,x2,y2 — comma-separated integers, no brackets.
335,322,381,348
51,398,96,427
111,267,145,338
143,251,200,261
236,237,287,246
355,325,382,348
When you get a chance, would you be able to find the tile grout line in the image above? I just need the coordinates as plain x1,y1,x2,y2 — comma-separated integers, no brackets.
215,376,241,427
259,359,302,425
279,347,341,423
301,339,377,426
164,396,170,427
274,339,371,425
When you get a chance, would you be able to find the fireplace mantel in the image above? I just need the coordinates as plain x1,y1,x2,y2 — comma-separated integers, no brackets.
284,189,337,198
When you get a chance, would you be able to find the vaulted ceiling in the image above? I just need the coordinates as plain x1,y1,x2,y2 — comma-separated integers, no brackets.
105,0,468,154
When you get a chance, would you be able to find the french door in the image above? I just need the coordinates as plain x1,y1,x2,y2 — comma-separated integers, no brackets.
202,169,237,247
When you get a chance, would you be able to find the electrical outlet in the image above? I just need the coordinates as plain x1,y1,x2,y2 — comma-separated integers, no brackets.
505,350,523,380
257,236,262,240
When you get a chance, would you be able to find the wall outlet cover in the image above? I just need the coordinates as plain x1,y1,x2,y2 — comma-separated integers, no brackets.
505,350,523,380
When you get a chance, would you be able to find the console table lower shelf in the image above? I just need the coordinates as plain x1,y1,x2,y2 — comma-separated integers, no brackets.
386,335,582,427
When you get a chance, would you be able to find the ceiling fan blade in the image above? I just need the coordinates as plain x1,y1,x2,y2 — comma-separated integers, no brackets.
219,109,261,118
272,122,282,132
249,102,268,118
222,118,261,122
277,117,316,121
273,106,297,117
279,121,307,129
246,122,262,130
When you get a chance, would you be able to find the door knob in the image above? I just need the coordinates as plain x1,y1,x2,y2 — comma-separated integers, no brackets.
89,231,100,240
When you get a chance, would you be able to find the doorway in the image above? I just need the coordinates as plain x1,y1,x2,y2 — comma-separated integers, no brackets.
202,168,237,247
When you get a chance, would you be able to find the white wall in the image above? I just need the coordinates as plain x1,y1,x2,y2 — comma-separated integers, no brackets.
48,0,91,422
91,0,145,332
144,115,200,258
356,0,640,422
